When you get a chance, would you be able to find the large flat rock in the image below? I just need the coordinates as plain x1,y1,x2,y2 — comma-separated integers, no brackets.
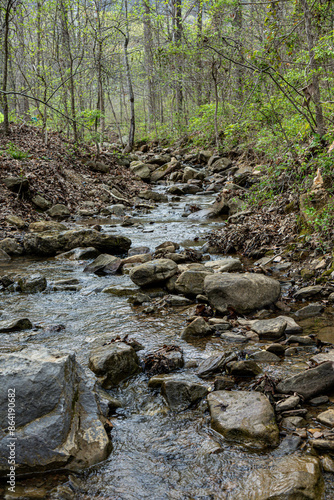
204,273,280,314
23,229,131,256
229,454,323,500
207,390,279,449
0,347,110,475
129,258,178,286
276,361,334,400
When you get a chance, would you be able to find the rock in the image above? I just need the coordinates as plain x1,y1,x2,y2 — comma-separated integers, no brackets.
31,194,52,210
148,373,208,410
250,350,280,362
165,295,192,306
107,204,126,216
229,455,323,500
317,409,334,427
88,160,109,173
174,270,212,296
23,229,131,256
89,342,140,389
204,272,280,314
181,317,211,338
3,176,29,194
6,215,26,229
122,253,152,265
129,258,178,287
17,274,47,293
83,254,122,275
146,154,171,165
214,375,235,390
0,249,10,261
47,204,70,219
182,166,199,182
295,285,322,299
29,221,67,232
196,353,227,378
129,161,151,181
281,416,307,430
294,303,324,319
309,395,329,406
280,316,303,335
156,241,180,251
102,284,138,296
277,361,334,400
228,360,262,377
285,347,298,356
0,318,32,333
285,335,315,345
128,246,151,256
311,439,334,453
266,343,286,356
143,346,184,375
204,258,242,272
128,292,151,305
55,247,100,260
138,190,168,202
252,317,287,339
272,435,302,457
0,237,23,255
220,332,248,343
207,390,279,449
95,386,122,416
321,455,334,474
0,347,110,474
275,395,300,412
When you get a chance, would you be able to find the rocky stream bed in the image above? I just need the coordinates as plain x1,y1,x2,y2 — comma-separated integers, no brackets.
1,147,334,499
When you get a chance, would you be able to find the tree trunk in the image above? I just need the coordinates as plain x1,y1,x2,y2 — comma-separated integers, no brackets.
300,0,324,136
143,0,157,127
123,0,135,153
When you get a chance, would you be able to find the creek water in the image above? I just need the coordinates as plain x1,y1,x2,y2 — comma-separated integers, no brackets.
1,189,334,499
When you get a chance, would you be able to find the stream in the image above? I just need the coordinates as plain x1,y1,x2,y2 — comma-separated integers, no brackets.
1,188,334,499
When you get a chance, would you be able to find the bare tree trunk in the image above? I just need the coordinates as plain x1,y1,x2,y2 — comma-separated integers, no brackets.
143,0,156,127
300,0,324,136
233,0,243,102
2,0,12,135
123,0,135,153
172,0,183,119
196,0,203,106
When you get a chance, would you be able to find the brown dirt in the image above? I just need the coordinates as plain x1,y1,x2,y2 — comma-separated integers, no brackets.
0,125,145,239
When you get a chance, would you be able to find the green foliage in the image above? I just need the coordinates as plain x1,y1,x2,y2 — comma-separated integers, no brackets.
6,142,28,160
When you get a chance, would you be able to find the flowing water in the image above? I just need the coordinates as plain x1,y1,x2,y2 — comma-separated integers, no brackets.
1,189,334,499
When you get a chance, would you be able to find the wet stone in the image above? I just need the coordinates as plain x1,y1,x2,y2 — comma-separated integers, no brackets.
272,434,302,457
275,395,300,412
0,318,32,333
309,395,329,406
214,375,235,391
281,416,307,430
0,249,11,262
181,317,211,338
310,351,334,365
294,285,323,299
220,332,248,343
266,343,285,356
89,342,140,389
317,409,334,427
148,373,208,411
249,350,280,363
294,302,324,319
229,455,323,500
17,274,47,293
286,335,315,345
207,390,279,449
196,353,227,379
251,317,287,339
83,254,122,275
277,361,334,400
129,258,178,287
228,360,261,377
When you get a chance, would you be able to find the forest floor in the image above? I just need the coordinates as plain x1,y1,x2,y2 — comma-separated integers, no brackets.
0,125,145,239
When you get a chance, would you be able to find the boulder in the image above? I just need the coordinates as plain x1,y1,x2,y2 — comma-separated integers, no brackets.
182,166,199,182
196,353,227,379
294,285,322,300
228,360,262,377
122,254,152,266
207,390,279,449
29,221,67,232
250,350,280,363
317,409,334,427
3,177,29,194
23,229,131,256
138,190,168,203
0,318,32,333
0,347,110,474
55,247,100,260
129,259,178,287
175,270,212,296
229,455,323,500
252,317,287,339
277,361,334,400
89,342,140,389
31,194,52,211
294,303,324,319
6,215,26,229
204,258,242,272
148,373,208,410
47,204,70,219
128,246,151,256
0,249,10,262
181,317,211,338
17,274,47,293
204,273,281,314
0,237,23,255
130,161,151,181
83,254,122,275
151,160,181,182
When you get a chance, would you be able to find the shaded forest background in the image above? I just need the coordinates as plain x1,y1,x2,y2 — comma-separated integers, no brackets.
1,0,333,152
